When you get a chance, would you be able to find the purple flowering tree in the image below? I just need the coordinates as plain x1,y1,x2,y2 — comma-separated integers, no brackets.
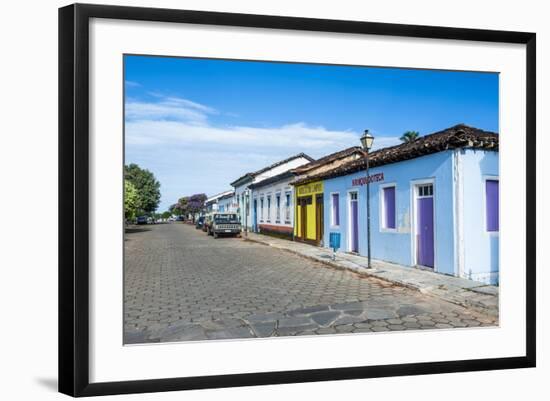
176,197,190,218
187,193,207,222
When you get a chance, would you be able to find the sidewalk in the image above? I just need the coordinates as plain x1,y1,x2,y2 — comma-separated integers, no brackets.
243,232,499,317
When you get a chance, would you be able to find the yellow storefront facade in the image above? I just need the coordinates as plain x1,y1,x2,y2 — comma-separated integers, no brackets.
294,180,324,245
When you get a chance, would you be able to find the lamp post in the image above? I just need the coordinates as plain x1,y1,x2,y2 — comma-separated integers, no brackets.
360,129,374,268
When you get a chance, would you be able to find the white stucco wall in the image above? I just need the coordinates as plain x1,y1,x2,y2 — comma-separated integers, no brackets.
232,156,311,229
253,176,295,230
460,149,499,284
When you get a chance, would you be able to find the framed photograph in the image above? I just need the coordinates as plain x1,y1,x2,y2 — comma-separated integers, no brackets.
58,3,536,397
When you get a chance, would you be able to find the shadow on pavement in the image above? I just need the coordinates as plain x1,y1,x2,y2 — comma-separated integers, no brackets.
125,227,151,234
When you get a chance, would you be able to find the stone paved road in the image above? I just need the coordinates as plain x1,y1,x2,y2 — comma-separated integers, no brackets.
124,223,497,344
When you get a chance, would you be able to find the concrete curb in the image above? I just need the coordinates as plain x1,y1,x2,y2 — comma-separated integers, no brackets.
244,236,498,318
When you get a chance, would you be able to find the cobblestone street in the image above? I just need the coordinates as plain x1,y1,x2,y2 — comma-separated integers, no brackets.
124,223,497,344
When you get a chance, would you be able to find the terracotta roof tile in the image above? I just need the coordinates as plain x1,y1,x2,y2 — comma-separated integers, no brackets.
292,146,365,174
292,124,498,185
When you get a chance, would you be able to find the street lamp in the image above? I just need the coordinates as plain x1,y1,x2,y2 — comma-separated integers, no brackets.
244,189,250,238
360,129,374,268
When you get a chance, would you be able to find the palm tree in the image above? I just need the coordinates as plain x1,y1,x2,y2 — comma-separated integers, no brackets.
400,130,420,143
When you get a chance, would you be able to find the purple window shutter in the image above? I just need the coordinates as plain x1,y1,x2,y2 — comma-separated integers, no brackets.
332,194,339,225
384,187,396,229
486,180,499,231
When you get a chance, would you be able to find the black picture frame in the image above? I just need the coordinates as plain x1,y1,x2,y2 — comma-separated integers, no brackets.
59,3,536,397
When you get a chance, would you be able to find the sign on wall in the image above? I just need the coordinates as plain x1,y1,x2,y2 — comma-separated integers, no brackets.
297,181,324,196
352,173,384,186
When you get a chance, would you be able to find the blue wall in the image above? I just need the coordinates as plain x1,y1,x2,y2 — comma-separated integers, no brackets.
461,149,499,284
323,148,500,284
323,151,456,275
217,196,236,213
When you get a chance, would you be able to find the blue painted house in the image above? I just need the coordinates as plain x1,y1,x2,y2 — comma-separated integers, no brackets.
295,125,499,285
217,191,237,212
205,190,234,213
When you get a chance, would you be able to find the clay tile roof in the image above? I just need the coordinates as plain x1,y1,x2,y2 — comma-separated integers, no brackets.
292,124,498,185
230,152,314,187
291,146,365,174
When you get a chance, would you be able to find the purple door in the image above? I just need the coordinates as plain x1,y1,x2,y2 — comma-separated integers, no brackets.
350,195,359,253
417,197,434,267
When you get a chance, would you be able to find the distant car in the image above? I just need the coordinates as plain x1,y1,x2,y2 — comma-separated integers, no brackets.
208,212,241,238
195,216,205,229
136,216,148,225
176,216,184,221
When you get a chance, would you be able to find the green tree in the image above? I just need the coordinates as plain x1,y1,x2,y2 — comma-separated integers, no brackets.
124,179,139,221
400,130,420,143
124,163,161,214
169,204,181,216
161,211,171,219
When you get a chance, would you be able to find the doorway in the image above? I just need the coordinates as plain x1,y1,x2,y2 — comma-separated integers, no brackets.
349,191,359,253
415,183,434,268
315,194,324,245
252,199,257,232
298,196,310,240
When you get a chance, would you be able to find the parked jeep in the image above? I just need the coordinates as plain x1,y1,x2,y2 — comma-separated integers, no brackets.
207,212,241,238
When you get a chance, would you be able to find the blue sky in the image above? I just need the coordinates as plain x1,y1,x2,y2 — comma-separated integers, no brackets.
124,55,499,212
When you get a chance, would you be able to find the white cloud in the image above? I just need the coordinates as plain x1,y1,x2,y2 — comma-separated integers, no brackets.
126,119,359,154
125,94,400,161
125,102,208,124
125,95,216,125
125,80,141,87
155,96,216,114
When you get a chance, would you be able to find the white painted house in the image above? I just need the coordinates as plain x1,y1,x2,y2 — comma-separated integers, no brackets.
248,171,296,238
230,153,314,232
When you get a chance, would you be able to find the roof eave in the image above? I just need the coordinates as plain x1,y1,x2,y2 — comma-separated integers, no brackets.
292,142,498,186
230,174,253,188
